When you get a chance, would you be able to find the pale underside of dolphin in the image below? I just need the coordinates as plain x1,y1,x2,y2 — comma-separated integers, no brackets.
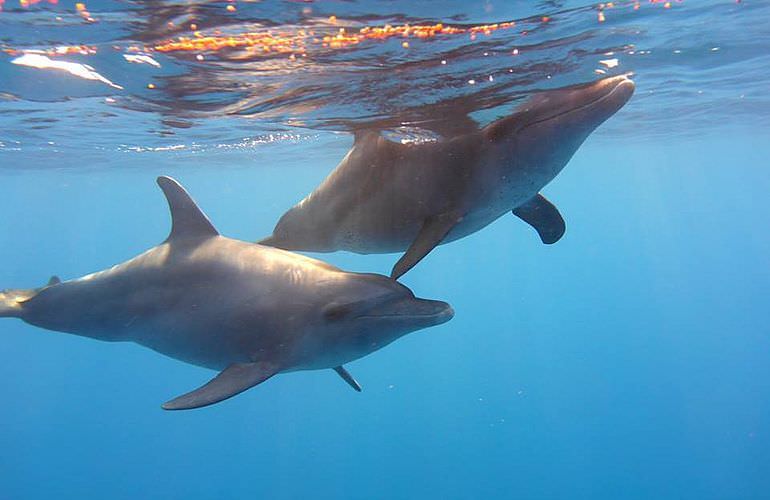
261,75,635,279
0,177,453,410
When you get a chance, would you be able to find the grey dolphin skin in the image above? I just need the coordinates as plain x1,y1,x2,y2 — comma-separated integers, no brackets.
261,75,635,279
0,177,453,410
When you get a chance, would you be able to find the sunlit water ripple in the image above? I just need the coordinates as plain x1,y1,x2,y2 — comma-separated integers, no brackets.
0,0,767,156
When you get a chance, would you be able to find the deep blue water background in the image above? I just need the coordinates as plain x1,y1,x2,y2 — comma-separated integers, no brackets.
2,1,770,498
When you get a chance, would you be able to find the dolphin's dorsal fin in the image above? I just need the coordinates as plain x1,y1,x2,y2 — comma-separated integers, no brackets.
30,275,61,295
156,176,218,243
162,361,281,410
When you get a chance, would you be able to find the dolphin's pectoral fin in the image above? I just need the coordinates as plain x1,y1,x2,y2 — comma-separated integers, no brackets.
512,194,566,245
333,365,362,392
162,361,280,411
156,176,219,243
391,211,463,280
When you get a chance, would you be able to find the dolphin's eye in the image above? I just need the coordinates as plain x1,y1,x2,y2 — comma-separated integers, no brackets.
323,304,352,322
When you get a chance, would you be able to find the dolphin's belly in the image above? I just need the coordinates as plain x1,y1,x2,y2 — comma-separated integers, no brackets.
442,163,551,243
26,287,285,371
116,283,318,371
333,201,515,253
336,214,425,254
129,316,264,371
329,184,440,253
444,207,511,244
332,166,541,253
21,244,322,371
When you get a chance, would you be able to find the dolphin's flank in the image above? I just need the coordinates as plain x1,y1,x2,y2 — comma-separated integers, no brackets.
0,177,453,410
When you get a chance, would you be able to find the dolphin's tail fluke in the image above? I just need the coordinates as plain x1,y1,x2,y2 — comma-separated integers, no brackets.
0,276,60,318
0,288,33,318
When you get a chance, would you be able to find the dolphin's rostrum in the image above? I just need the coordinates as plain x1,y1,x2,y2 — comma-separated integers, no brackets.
0,177,453,410
261,75,635,279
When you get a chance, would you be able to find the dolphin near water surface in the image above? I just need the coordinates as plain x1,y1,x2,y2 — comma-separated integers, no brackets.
261,75,635,279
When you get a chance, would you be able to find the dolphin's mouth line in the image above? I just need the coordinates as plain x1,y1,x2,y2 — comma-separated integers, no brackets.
355,313,446,320
518,78,631,132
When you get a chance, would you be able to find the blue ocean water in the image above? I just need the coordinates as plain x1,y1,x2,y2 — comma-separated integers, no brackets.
1,1,769,498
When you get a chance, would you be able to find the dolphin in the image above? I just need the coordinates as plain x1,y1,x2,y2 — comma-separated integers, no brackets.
0,176,453,410
260,75,635,279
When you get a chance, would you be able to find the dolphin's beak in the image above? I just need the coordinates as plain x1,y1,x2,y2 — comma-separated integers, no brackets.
409,298,455,326
365,297,454,328
519,74,635,130
485,74,635,142
572,74,635,118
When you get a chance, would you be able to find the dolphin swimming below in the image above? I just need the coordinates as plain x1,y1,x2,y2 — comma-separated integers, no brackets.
0,176,453,410
260,75,635,279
